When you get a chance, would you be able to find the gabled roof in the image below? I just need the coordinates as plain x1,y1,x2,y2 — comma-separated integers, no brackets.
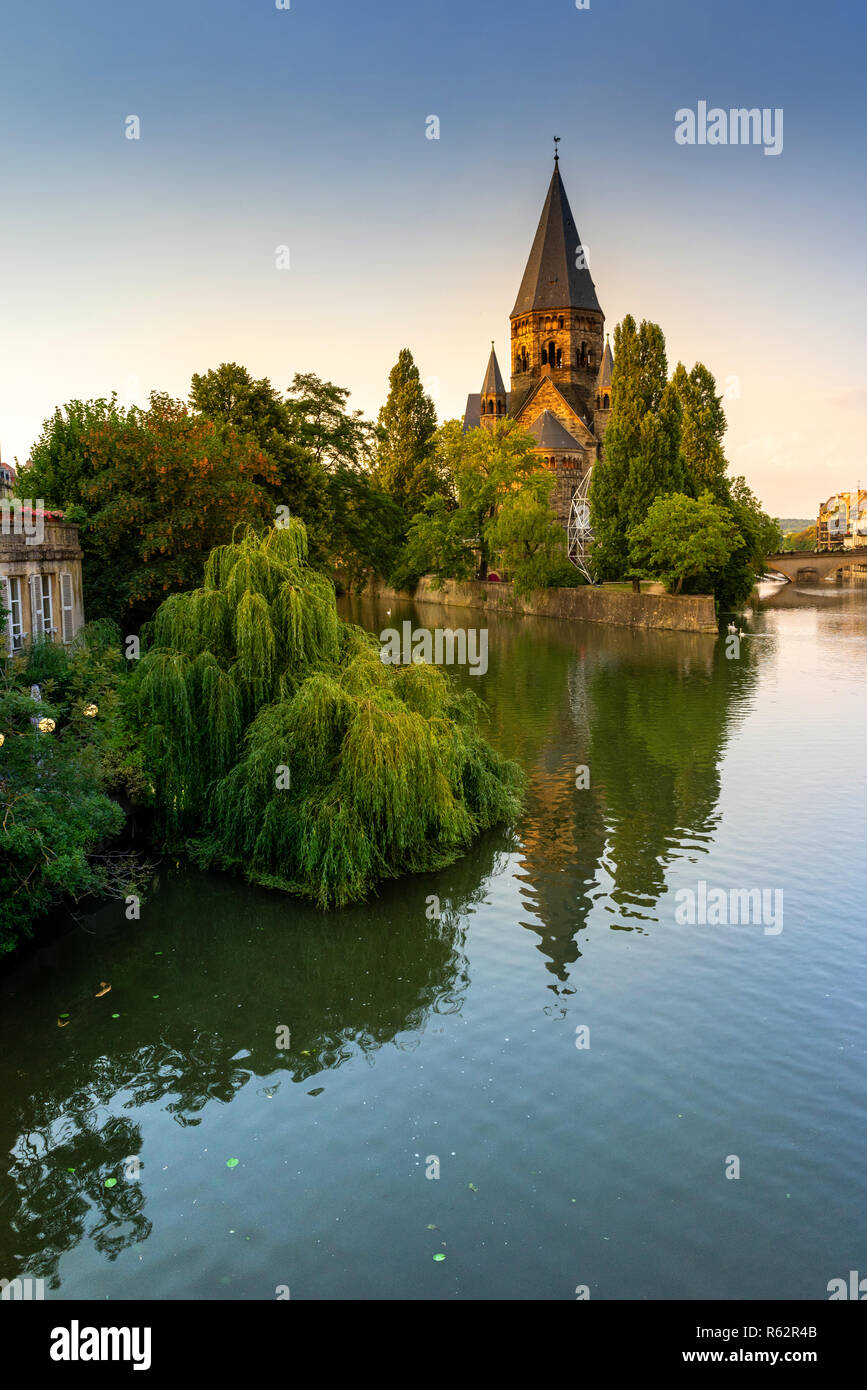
481,347,506,396
597,336,613,390
511,376,595,438
511,162,602,317
526,410,584,452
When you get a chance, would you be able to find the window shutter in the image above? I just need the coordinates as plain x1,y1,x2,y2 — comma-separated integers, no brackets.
30,575,44,637
42,576,55,636
60,572,75,643
2,576,10,652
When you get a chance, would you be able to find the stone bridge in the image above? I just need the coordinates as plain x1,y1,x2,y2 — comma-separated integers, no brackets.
762,551,865,584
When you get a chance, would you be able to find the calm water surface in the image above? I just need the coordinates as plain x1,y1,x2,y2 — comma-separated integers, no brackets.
1,585,865,1299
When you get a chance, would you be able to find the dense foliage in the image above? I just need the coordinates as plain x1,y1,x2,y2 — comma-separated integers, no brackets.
589,316,780,605
18,392,279,628
131,519,523,907
392,417,578,594
0,622,147,952
373,349,441,517
627,491,738,594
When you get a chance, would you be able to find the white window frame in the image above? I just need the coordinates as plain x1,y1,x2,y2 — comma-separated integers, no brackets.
29,574,46,638
40,573,55,637
60,571,75,644
5,575,25,650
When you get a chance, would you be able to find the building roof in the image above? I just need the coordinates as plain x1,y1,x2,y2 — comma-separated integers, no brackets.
596,336,613,390
526,410,584,452
481,346,506,396
511,161,602,317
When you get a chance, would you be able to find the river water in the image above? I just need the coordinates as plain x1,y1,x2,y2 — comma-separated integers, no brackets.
1,584,865,1300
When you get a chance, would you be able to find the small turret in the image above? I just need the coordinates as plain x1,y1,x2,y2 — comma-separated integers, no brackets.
595,335,613,411
480,343,507,429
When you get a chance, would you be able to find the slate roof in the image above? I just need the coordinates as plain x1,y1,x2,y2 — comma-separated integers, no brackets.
525,409,585,452
511,162,602,317
481,347,506,396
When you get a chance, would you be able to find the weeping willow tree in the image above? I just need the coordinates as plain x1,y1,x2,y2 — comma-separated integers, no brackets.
132,519,523,906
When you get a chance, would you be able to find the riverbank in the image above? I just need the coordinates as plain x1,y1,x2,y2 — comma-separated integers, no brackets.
362,577,719,634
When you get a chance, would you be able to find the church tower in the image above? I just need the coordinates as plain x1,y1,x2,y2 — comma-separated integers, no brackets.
479,344,507,430
509,152,604,425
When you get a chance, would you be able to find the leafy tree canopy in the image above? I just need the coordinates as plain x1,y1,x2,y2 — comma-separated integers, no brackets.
374,349,441,517
129,519,523,907
627,490,739,594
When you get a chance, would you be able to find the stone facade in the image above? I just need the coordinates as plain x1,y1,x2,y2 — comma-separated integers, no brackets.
464,158,614,529
1,515,85,654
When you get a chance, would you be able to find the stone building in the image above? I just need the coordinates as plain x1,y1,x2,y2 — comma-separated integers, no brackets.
1,507,85,654
463,154,613,527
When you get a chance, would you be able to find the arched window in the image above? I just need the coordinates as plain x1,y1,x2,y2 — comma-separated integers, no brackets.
488,400,495,414
603,393,610,409
548,340,556,365
556,346,562,368
559,317,564,329
579,340,587,367
522,348,528,371
497,401,504,414
541,346,548,365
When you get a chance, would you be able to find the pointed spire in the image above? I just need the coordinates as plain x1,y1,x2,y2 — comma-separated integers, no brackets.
597,334,613,390
481,344,506,397
511,161,601,317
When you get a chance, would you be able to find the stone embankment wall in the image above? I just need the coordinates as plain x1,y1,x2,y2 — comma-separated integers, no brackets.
363,577,718,634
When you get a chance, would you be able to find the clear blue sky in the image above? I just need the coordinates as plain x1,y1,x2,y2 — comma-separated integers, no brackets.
1,0,864,515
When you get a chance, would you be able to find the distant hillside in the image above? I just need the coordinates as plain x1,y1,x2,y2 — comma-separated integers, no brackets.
777,517,813,534
783,525,818,552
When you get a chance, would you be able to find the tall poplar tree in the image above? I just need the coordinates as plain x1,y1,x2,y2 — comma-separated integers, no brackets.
374,349,440,518
590,316,683,585
671,361,728,495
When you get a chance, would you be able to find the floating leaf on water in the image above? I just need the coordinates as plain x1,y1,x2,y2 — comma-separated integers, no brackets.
433,1253,445,1262
105,1178,117,1188
307,1087,324,1097
152,994,159,999
468,1183,478,1192
95,982,111,997
111,1013,120,1019
59,1012,69,1019
226,1158,239,1168
67,1167,75,1173
155,951,163,956
57,1019,69,1028
426,1224,437,1230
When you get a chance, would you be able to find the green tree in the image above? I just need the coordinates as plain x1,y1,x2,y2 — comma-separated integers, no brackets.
672,361,728,493
485,473,575,596
130,519,523,907
189,363,330,555
0,619,147,952
284,372,377,473
374,349,440,516
327,465,406,590
16,397,127,510
399,418,540,582
82,392,279,626
590,316,683,586
627,491,738,594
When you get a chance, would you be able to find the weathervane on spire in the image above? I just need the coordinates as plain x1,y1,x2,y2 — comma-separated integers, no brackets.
553,135,560,163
